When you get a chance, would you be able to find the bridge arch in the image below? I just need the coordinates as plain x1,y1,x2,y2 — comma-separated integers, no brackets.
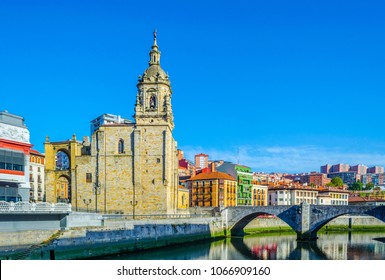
230,212,295,236
308,206,385,238
223,205,385,240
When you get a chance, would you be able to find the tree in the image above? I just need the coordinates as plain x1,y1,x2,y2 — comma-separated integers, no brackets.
350,180,363,191
327,177,344,187
364,182,374,191
373,186,382,194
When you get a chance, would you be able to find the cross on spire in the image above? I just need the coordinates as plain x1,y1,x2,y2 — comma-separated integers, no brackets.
153,29,157,46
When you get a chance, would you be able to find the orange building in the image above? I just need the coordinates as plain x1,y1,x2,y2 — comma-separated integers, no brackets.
187,171,237,207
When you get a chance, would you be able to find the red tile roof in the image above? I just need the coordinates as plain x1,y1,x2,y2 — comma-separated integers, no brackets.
30,149,44,156
188,171,236,181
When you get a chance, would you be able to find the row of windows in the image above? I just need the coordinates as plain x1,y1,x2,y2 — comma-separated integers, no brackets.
295,198,317,204
0,162,24,171
331,200,348,205
29,183,43,192
0,150,25,171
194,181,236,187
253,189,266,194
29,166,42,172
29,174,43,182
331,194,348,199
30,156,44,164
295,191,317,197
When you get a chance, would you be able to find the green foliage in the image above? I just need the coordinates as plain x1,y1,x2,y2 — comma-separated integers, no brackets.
350,180,363,191
327,177,344,187
364,182,375,190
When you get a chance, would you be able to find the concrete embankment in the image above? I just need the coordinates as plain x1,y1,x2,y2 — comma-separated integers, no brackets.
0,215,224,260
1,213,385,260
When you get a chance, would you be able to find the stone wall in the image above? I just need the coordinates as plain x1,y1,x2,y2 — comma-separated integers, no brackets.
0,217,224,259
245,215,385,230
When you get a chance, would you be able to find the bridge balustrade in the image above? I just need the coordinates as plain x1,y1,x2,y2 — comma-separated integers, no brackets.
0,201,71,213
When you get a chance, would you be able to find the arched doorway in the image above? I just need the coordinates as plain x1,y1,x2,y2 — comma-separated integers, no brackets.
56,176,70,203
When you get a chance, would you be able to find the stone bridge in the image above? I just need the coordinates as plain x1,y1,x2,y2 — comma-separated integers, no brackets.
221,203,385,240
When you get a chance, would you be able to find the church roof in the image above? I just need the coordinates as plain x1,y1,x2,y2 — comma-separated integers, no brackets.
138,31,170,84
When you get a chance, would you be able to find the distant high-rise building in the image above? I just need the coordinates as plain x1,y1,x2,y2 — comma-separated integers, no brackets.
177,149,184,161
300,173,331,186
331,163,350,173
327,172,359,187
367,166,384,174
320,164,332,174
90,113,132,135
350,164,367,175
194,153,209,169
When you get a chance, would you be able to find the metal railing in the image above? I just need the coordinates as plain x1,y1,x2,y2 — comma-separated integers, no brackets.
0,201,72,213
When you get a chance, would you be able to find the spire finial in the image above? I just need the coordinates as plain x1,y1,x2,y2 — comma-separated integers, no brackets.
153,29,157,46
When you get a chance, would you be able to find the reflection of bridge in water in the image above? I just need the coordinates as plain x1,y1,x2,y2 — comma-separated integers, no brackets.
225,232,385,260
222,203,385,240
229,236,329,260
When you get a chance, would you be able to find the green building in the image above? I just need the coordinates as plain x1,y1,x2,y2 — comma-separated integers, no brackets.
216,162,253,206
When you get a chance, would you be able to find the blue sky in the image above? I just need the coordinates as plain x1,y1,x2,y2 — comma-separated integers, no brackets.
1,0,385,173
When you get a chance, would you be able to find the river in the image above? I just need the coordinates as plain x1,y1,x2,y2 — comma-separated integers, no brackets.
96,231,385,260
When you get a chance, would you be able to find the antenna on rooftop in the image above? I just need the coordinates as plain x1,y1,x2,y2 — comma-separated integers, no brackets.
237,147,240,165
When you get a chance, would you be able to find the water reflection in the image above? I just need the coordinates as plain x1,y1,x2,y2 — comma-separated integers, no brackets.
98,232,385,260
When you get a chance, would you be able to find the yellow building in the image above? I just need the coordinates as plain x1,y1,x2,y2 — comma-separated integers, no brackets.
252,182,268,206
177,185,189,210
45,32,181,215
188,171,237,207
318,188,349,205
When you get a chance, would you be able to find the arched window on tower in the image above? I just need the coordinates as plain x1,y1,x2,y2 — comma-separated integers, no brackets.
149,95,157,109
118,139,124,154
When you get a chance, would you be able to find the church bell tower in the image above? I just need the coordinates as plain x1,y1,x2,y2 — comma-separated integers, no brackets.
132,31,178,214
134,30,174,129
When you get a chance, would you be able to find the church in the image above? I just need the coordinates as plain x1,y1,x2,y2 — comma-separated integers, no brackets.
44,32,183,215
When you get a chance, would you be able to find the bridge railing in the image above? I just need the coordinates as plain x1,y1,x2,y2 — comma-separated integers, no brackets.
0,201,72,213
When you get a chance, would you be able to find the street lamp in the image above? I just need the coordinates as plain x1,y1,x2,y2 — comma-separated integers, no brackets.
130,200,138,220
83,198,91,212
93,182,101,213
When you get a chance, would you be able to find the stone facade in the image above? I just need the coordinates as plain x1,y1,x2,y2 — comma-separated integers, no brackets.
45,33,179,215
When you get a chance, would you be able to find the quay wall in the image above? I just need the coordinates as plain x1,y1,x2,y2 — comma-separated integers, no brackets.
0,217,224,260
1,214,385,259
